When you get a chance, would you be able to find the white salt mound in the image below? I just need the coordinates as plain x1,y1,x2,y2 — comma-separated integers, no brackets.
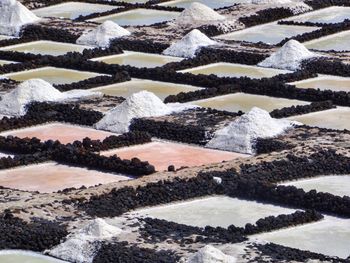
175,2,225,25
206,107,297,154
0,79,102,116
163,29,217,58
49,219,122,263
0,0,40,36
187,245,236,263
258,40,317,71
95,91,194,133
76,21,131,48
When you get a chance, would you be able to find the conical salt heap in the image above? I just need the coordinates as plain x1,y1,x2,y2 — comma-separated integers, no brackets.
187,245,237,263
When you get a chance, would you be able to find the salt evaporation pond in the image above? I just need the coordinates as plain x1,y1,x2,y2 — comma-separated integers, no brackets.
304,30,350,52
0,123,116,144
32,2,117,19
0,250,68,263
254,216,350,258
180,62,290,78
89,9,180,26
0,162,131,192
288,107,350,131
217,23,319,45
101,141,248,171
91,79,201,100
158,0,245,9
131,196,296,228
0,40,93,56
282,175,350,197
92,51,182,68
190,93,309,113
289,6,350,24
290,75,350,92
2,67,103,85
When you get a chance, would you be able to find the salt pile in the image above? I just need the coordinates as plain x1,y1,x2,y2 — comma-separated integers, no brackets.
76,21,131,48
0,0,40,36
49,218,122,263
258,40,318,71
175,2,225,25
206,107,298,154
0,79,102,116
187,245,237,263
95,91,194,133
163,29,217,58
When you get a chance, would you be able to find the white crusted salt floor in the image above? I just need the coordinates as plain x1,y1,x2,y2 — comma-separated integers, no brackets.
253,216,350,258
0,250,68,263
90,79,201,100
216,23,319,45
179,62,291,78
289,74,350,92
1,67,104,85
89,8,180,26
189,93,309,112
0,40,93,56
92,51,182,68
129,196,296,228
282,175,350,197
304,30,350,52
287,107,350,131
32,2,117,19
158,0,245,9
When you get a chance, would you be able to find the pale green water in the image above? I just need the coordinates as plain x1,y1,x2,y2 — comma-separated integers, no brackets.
291,75,350,92
292,6,350,24
305,31,350,52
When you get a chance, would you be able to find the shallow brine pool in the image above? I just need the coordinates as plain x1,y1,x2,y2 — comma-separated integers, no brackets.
158,0,246,9
179,62,290,78
289,74,350,92
0,40,93,56
32,2,117,19
190,93,309,113
288,6,350,24
282,175,350,197
216,23,319,45
92,51,182,68
0,250,67,263
253,216,350,258
288,107,350,131
130,196,296,228
91,79,201,100
304,30,350,52
89,8,180,26
2,67,103,85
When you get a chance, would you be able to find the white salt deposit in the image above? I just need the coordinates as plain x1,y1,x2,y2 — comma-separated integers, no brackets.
258,40,318,71
187,245,237,263
95,90,194,133
0,0,40,36
251,0,292,4
175,2,225,25
206,107,298,154
0,79,102,116
163,29,217,58
49,218,122,263
251,0,312,14
76,21,131,48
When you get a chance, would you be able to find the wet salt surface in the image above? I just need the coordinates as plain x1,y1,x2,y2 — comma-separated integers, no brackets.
282,175,350,197
0,123,116,144
0,40,93,56
0,162,131,193
0,250,68,263
91,78,201,100
32,2,117,19
253,216,350,258
290,74,350,92
130,196,296,228
101,141,248,171
179,62,290,78
92,51,182,68
190,93,309,113
89,8,180,26
217,23,319,45
158,0,245,9
288,107,350,131
289,6,350,24
304,30,350,52
2,67,104,85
